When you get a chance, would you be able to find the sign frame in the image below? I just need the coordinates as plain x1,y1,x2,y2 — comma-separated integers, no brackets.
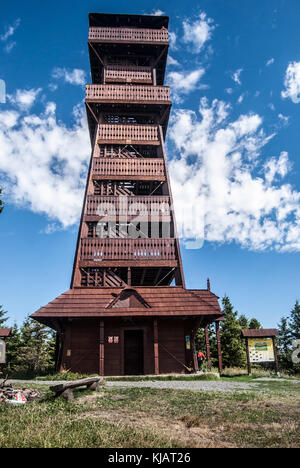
243,332,279,376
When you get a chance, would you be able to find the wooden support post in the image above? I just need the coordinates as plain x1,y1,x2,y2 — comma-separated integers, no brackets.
152,68,157,86
153,319,159,375
191,328,198,372
56,332,64,373
205,326,212,371
272,336,280,376
215,321,223,374
245,338,252,376
59,326,69,372
99,320,105,376
127,267,131,286
54,331,62,373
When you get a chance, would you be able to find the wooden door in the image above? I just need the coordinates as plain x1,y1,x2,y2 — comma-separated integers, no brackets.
124,330,144,375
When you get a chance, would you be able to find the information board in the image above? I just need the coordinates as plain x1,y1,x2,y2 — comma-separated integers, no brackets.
248,337,274,363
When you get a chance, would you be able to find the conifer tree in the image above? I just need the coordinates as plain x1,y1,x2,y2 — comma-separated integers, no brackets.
5,323,21,375
249,318,262,330
0,305,8,328
289,301,300,373
220,295,247,368
15,317,55,376
277,316,292,370
239,315,249,329
289,300,300,340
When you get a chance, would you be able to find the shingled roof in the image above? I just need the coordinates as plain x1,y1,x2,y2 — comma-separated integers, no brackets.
241,329,278,338
31,287,223,320
0,328,12,338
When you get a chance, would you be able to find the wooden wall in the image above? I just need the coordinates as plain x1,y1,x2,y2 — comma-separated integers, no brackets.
60,317,196,376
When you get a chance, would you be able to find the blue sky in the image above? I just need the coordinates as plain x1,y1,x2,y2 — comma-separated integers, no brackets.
0,0,300,328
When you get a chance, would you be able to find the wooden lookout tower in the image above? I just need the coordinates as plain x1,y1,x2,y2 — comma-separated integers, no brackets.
31,13,224,376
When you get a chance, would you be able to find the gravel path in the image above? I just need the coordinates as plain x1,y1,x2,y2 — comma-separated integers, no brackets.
6,379,259,393
106,380,258,392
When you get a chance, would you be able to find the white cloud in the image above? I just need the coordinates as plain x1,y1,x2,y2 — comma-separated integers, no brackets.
168,31,177,50
151,9,164,16
4,42,16,53
167,55,180,67
266,58,275,67
282,61,300,103
0,18,20,41
8,88,42,111
168,98,300,252
182,12,215,53
52,68,86,86
0,95,90,228
0,18,20,53
232,68,243,85
278,113,290,126
167,69,206,103
225,88,233,95
264,152,290,185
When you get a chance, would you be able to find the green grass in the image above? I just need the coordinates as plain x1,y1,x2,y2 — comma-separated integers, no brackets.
1,378,299,448
35,372,99,381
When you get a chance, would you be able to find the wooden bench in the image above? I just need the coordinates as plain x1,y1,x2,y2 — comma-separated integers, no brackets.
50,377,104,401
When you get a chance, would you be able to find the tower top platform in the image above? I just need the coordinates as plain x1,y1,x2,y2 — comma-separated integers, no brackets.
89,12,169,29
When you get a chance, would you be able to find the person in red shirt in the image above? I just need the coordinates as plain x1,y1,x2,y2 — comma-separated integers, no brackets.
197,351,206,371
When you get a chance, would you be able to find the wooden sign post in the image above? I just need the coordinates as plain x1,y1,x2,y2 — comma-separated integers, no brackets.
241,329,279,376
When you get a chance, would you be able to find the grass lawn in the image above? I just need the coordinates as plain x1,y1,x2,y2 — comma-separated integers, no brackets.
0,378,299,448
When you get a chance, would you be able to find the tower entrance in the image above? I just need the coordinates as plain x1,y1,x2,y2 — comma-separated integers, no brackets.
124,330,144,375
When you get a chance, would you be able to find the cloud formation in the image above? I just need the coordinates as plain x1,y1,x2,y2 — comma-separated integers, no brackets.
266,58,275,67
182,13,215,53
168,98,300,252
0,18,20,53
52,68,86,86
0,92,90,228
8,88,42,111
282,61,300,103
232,68,243,85
167,69,206,103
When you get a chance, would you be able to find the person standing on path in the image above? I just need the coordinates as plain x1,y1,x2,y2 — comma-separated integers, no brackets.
197,351,206,371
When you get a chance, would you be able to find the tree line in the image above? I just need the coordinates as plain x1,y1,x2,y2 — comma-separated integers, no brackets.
196,296,300,374
0,307,55,378
0,295,299,377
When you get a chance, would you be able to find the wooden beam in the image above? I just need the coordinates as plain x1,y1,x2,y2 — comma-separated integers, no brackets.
89,42,105,67
153,46,168,68
245,338,252,376
153,268,162,285
152,68,157,86
86,102,99,124
153,319,159,375
99,320,105,376
272,336,280,376
127,267,131,286
215,321,223,374
205,326,212,371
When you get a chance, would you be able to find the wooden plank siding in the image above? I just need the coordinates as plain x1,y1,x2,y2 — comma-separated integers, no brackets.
88,27,169,44
86,84,170,104
31,13,224,376
91,158,166,181
59,317,198,376
97,124,160,145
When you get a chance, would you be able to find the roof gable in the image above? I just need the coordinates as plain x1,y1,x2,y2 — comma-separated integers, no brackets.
106,288,151,309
